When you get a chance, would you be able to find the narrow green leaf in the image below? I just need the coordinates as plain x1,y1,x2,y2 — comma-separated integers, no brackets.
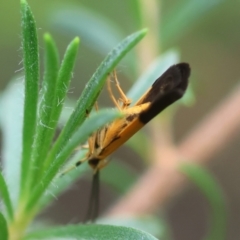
26,109,121,211
0,212,8,240
99,216,170,240
30,36,79,187
0,171,13,220
28,33,59,189
127,49,180,103
24,224,158,240
50,37,80,130
41,37,80,172
45,29,147,175
179,163,227,240
20,0,39,197
161,0,224,47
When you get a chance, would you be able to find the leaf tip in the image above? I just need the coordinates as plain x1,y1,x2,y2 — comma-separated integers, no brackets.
43,33,52,41
140,28,148,36
73,36,80,45
21,0,27,5
141,28,148,33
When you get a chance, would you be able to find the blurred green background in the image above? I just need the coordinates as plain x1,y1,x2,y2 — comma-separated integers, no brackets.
1,0,240,239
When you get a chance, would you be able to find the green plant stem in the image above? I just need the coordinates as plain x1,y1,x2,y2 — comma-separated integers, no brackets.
8,207,35,240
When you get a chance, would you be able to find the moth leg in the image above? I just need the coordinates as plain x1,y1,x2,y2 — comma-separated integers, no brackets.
63,136,94,174
61,133,96,176
81,143,89,149
94,102,99,111
69,137,93,170
74,143,89,151
60,154,89,176
107,74,122,110
112,70,131,109
87,132,96,157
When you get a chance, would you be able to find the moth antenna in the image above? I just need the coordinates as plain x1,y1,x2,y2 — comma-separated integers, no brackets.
84,170,100,223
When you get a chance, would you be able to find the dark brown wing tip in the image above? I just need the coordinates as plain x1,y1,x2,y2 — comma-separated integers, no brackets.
139,62,191,124
176,62,190,74
175,62,191,92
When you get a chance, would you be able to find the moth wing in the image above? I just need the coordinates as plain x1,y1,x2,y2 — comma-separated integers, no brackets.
135,63,190,106
99,103,150,158
135,63,190,124
93,63,190,159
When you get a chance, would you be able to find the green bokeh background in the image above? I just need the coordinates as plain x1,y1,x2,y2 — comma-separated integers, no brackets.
1,1,240,239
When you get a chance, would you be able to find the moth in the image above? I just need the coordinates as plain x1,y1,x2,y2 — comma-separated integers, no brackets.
72,63,190,221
